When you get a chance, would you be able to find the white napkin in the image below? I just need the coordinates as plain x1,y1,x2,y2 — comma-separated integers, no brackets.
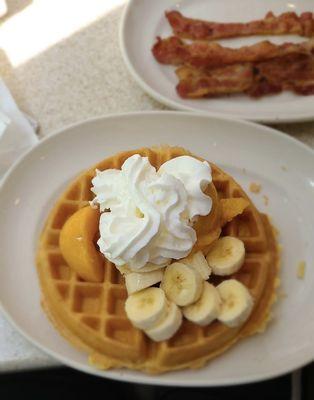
0,81,54,368
0,80,38,178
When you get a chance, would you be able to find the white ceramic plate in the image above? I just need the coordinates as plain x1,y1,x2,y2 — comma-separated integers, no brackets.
0,112,313,386
120,0,314,123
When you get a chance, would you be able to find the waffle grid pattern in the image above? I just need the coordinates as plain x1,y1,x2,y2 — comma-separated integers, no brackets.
37,147,278,373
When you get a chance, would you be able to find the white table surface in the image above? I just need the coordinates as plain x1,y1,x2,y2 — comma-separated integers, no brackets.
0,0,313,372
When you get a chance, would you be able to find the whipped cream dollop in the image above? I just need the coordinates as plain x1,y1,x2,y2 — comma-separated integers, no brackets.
91,154,212,270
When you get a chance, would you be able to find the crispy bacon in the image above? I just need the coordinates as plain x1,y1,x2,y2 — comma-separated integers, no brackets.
166,10,314,40
176,64,253,98
175,54,314,98
249,54,314,96
152,36,314,68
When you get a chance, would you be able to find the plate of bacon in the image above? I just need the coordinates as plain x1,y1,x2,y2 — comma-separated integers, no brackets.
120,0,314,123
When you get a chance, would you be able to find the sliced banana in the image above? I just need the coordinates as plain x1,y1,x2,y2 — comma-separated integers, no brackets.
145,302,182,342
125,269,164,295
181,251,211,280
124,262,169,273
125,287,167,330
206,236,245,276
183,282,221,326
217,279,254,328
161,262,203,306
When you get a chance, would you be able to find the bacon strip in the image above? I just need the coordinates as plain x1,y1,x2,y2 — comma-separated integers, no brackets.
249,54,314,96
176,64,253,98
175,54,314,98
152,36,314,68
166,10,314,40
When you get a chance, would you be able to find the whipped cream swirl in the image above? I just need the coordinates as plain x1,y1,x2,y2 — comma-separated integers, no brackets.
91,154,212,270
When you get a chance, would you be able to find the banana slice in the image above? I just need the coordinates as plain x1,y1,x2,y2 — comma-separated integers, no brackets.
121,262,170,274
161,262,203,306
206,236,245,276
217,279,254,327
183,282,221,326
125,287,167,330
145,302,182,342
181,251,211,280
125,269,164,295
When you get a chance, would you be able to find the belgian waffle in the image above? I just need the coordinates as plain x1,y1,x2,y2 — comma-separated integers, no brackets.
36,146,279,373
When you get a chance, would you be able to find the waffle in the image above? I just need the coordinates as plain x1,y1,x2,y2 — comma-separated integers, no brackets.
36,146,279,374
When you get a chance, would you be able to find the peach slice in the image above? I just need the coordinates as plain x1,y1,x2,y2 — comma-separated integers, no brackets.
220,198,249,226
59,206,104,282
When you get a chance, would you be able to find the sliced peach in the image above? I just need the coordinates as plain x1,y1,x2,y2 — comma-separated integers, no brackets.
59,206,104,282
220,198,249,226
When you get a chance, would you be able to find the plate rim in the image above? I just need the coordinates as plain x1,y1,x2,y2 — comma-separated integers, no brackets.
0,110,314,386
119,0,314,124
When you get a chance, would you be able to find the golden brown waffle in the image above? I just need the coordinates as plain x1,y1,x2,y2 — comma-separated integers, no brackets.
36,146,279,374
